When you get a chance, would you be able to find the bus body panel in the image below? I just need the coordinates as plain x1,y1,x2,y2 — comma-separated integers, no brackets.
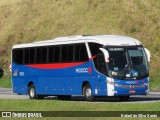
12,60,98,95
12,78,28,95
12,60,149,96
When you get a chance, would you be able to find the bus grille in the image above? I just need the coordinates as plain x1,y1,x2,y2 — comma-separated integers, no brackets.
115,84,145,88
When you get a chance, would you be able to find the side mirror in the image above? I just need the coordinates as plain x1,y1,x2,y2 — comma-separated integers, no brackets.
99,48,109,62
144,48,151,62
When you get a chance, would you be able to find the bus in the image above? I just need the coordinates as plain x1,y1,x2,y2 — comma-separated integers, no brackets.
12,35,150,101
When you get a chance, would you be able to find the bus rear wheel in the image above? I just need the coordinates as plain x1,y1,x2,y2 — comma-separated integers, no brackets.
28,84,43,99
83,84,95,102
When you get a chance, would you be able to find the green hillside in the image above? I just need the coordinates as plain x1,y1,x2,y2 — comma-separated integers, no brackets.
0,0,160,88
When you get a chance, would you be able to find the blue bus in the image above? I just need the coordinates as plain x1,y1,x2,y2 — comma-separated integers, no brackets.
12,35,150,101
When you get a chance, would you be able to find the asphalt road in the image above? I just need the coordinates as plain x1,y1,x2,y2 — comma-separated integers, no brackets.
0,87,160,102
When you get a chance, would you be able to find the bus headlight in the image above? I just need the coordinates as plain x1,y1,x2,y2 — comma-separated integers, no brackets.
106,80,114,85
114,83,121,87
144,82,149,86
106,80,121,87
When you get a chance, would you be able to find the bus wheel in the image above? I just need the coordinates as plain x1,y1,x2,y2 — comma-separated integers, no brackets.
28,84,42,99
83,84,95,102
119,96,130,101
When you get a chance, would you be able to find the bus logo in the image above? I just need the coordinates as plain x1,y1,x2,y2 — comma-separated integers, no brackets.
88,67,92,74
76,67,92,74
126,81,136,84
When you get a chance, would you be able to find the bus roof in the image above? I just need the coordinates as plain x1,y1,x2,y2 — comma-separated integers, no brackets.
12,35,142,49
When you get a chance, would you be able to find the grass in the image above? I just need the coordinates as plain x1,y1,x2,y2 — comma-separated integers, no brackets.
0,68,11,88
0,99,160,119
0,77,11,88
0,0,160,88
0,99,160,111
150,76,160,89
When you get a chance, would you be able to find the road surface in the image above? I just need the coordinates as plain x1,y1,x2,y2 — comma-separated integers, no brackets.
0,87,160,102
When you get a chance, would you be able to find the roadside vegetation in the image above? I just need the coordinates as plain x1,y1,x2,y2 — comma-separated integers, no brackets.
1,99,160,111
0,99,160,119
0,0,160,88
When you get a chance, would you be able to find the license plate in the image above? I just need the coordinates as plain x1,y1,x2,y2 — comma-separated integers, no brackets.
129,90,136,94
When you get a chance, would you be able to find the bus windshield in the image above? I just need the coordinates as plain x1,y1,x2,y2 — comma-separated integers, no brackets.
107,46,148,80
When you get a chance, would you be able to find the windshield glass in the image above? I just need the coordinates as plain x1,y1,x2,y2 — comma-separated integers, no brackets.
107,46,148,80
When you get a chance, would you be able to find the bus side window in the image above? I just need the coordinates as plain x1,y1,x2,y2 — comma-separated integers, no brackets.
13,49,24,64
54,46,60,63
30,48,36,64
62,46,68,62
75,44,81,62
36,47,42,64
42,47,48,63
24,49,30,64
67,45,74,62
80,44,88,62
75,44,88,62
48,46,54,63
48,46,60,63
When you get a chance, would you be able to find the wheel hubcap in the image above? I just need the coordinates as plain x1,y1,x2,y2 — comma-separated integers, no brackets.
86,88,91,97
30,88,35,97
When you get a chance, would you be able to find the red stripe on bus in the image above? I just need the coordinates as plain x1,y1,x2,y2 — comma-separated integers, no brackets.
26,62,86,69
89,55,97,60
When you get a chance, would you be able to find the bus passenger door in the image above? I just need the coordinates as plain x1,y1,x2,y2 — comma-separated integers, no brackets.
96,53,108,95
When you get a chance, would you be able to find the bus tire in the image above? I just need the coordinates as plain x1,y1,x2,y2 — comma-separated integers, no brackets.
28,84,42,99
83,84,95,102
119,96,130,101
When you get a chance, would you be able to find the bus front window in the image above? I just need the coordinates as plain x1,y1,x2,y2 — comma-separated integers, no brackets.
107,46,149,80
107,48,127,79
128,47,148,79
